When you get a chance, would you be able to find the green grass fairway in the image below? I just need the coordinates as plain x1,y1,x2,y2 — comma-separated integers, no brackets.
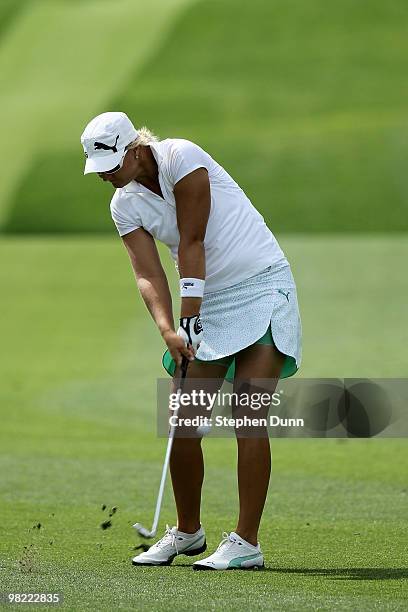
1,235,407,610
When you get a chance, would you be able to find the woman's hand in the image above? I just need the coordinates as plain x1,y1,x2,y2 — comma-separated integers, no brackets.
177,315,203,352
163,329,195,366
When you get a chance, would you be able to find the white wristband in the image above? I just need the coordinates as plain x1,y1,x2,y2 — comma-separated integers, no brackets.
180,277,205,298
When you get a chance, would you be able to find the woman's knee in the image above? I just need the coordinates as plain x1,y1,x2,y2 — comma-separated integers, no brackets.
172,435,203,450
235,427,269,441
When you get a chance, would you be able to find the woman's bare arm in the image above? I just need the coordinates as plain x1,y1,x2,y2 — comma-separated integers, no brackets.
122,227,193,363
174,167,210,318
122,227,175,336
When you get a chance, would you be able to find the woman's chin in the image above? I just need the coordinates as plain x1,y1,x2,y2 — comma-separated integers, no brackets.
111,178,131,188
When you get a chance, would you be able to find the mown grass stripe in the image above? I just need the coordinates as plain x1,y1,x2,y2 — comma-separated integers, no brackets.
0,0,196,225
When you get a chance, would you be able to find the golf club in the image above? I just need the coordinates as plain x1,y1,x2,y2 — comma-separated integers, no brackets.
133,355,189,539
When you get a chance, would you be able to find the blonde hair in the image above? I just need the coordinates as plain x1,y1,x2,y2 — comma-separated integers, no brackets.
127,126,159,149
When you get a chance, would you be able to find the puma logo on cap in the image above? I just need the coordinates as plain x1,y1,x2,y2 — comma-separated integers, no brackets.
94,134,120,153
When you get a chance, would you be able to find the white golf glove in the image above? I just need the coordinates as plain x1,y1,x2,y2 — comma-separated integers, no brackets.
177,315,203,352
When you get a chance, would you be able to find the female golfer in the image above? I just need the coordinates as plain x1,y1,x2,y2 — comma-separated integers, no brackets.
81,111,301,570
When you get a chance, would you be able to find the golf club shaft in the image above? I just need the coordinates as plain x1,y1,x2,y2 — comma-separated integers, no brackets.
149,356,189,537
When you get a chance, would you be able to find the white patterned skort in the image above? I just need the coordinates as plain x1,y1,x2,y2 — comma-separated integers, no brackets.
162,262,302,380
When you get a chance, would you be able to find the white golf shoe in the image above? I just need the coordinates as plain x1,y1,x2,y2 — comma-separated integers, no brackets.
132,525,206,566
193,531,264,570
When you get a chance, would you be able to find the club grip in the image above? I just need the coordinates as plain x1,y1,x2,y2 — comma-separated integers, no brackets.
180,355,189,380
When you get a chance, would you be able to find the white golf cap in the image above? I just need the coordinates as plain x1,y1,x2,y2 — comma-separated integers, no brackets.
80,111,139,175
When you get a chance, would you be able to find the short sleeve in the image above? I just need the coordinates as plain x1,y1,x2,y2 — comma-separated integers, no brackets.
167,140,209,185
110,192,142,237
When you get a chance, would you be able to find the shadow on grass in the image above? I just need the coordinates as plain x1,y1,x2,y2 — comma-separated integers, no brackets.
172,564,408,580
268,567,408,581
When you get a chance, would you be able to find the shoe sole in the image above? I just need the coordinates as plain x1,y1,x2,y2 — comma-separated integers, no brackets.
193,562,265,571
132,541,207,567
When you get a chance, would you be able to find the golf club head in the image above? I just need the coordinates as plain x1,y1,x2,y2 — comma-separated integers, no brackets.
133,522,156,539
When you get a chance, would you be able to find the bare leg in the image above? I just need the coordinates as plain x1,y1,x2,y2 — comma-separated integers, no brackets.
169,360,226,533
170,437,204,533
233,343,285,545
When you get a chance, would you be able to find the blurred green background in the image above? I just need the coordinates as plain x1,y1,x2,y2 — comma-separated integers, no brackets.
1,0,408,232
1,1,407,610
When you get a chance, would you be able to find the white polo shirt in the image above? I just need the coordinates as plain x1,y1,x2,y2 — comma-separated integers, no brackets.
110,139,287,293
